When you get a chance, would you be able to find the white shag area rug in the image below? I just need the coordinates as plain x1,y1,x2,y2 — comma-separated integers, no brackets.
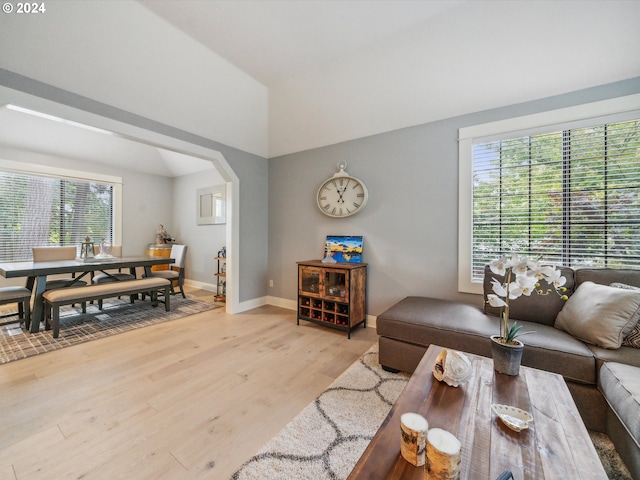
231,345,632,480
230,345,409,480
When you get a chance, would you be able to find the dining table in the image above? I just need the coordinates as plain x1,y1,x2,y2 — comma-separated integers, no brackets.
0,255,175,333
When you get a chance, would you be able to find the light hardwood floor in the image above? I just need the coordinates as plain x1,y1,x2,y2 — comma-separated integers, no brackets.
0,287,377,479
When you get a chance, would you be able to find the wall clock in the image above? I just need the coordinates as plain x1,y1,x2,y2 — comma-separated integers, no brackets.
317,161,369,218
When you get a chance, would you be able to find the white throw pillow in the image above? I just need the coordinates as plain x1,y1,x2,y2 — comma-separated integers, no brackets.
555,281,640,349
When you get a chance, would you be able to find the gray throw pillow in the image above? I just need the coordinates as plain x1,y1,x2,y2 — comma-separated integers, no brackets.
611,282,640,349
555,281,640,349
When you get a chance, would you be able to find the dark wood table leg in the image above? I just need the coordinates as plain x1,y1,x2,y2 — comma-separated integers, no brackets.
30,275,47,333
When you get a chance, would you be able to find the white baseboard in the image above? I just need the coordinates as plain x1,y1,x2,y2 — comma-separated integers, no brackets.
185,280,271,312
236,296,267,312
185,279,217,292
367,315,377,329
183,286,378,328
266,296,296,310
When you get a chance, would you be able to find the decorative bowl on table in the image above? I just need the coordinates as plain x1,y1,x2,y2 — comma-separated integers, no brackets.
491,404,533,432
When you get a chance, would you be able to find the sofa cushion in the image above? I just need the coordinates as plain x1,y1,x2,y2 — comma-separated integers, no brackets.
599,362,640,446
377,296,596,384
587,344,640,370
483,265,575,326
576,268,640,289
555,281,640,349
377,296,497,350
519,324,597,384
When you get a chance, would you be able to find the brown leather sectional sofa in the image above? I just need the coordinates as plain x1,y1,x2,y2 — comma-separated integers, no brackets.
377,267,640,478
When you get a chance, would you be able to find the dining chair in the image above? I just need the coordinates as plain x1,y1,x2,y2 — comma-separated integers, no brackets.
146,244,187,298
91,246,136,284
0,286,31,328
32,246,88,290
32,246,87,314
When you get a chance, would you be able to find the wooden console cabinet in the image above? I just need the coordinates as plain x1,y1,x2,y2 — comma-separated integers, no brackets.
297,260,367,339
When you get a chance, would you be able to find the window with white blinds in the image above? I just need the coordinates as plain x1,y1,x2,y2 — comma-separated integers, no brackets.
458,94,640,294
0,164,119,262
471,119,640,282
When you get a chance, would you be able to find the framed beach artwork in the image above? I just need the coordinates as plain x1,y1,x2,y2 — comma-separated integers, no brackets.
324,235,364,263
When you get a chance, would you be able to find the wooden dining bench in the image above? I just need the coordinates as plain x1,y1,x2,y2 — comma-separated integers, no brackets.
42,277,171,338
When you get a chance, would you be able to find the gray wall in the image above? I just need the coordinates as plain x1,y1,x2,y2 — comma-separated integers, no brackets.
268,77,640,316
172,169,226,288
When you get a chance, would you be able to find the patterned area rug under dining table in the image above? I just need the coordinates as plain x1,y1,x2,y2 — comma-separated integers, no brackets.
0,296,220,364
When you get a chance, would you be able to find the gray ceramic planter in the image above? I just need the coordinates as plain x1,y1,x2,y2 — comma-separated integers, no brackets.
490,335,524,376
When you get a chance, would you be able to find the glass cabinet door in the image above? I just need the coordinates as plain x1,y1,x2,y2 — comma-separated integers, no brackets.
300,266,322,295
324,270,348,300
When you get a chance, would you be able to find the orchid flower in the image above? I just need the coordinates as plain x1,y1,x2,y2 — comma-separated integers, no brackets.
507,281,523,299
511,255,529,276
490,278,508,297
526,262,545,279
527,264,555,282
489,256,509,276
487,294,508,308
515,274,537,296
547,268,567,289
487,252,568,344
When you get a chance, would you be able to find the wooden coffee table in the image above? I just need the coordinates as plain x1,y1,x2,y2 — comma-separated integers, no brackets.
348,344,607,480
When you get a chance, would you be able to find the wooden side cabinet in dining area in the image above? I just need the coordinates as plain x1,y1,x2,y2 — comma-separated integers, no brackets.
146,244,172,271
297,260,367,339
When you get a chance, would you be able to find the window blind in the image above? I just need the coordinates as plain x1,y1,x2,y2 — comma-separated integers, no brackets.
471,119,640,281
0,170,114,262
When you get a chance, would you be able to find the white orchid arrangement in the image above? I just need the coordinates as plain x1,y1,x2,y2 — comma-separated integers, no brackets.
487,254,568,344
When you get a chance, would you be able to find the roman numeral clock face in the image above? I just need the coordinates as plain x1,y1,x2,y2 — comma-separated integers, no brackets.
317,165,369,218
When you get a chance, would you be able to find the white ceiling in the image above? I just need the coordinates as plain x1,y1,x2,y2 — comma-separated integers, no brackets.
0,106,216,178
140,0,464,86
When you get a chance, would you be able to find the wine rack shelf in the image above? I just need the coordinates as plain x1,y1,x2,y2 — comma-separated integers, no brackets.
296,260,367,339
